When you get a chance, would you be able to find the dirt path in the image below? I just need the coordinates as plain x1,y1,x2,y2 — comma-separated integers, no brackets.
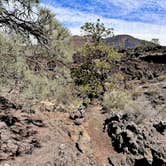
84,105,115,166
0,111,97,166
0,105,119,166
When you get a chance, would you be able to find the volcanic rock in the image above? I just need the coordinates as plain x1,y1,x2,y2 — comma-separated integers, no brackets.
104,112,166,166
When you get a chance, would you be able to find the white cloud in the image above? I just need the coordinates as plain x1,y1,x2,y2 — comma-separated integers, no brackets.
106,0,163,10
42,3,166,45
107,0,143,10
103,0,166,17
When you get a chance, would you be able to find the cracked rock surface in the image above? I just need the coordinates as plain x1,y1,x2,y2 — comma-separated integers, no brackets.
104,112,166,166
0,96,43,161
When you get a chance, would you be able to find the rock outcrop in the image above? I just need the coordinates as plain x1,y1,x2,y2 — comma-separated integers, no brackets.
0,96,43,161
104,112,166,166
118,46,166,80
70,103,87,125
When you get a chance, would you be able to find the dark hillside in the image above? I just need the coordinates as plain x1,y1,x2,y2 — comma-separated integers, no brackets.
105,35,157,49
71,34,157,50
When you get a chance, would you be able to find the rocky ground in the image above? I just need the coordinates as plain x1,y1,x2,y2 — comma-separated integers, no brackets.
0,81,166,166
0,96,43,163
104,112,166,166
118,46,166,80
0,46,166,166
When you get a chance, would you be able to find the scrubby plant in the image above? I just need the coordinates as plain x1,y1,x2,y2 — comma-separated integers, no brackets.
81,19,113,45
71,43,120,97
0,0,82,113
71,20,121,98
0,15,74,107
37,8,72,61
103,90,132,112
102,90,158,124
105,72,125,91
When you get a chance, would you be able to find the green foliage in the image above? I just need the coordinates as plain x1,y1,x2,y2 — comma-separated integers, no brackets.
81,19,113,45
71,44,120,97
0,33,26,55
0,16,73,104
0,52,73,103
104,72,125,92
0,0,47,44
38,8,72,61
72,20,119,98
103,90,132,112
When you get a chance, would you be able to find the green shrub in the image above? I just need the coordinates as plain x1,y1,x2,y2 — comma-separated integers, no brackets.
71,44,120,97
81,19,113,45
0,29,74,106
105,72,125,91
103,90,132,112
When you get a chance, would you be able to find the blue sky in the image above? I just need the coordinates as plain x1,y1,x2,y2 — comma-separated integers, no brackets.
41,0,166,45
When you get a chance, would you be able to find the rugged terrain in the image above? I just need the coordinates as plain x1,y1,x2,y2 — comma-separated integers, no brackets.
0,46,166,166
118,46,166,80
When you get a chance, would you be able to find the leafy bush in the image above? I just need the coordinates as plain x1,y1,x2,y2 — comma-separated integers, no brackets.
81,19,113,45
71,44,120,97
104,72,125,91
103,90,157,123
103,90,132,112
0,24,74,106
37,8,73,62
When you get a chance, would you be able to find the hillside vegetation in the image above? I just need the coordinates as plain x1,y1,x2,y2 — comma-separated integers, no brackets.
0,1,166,166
